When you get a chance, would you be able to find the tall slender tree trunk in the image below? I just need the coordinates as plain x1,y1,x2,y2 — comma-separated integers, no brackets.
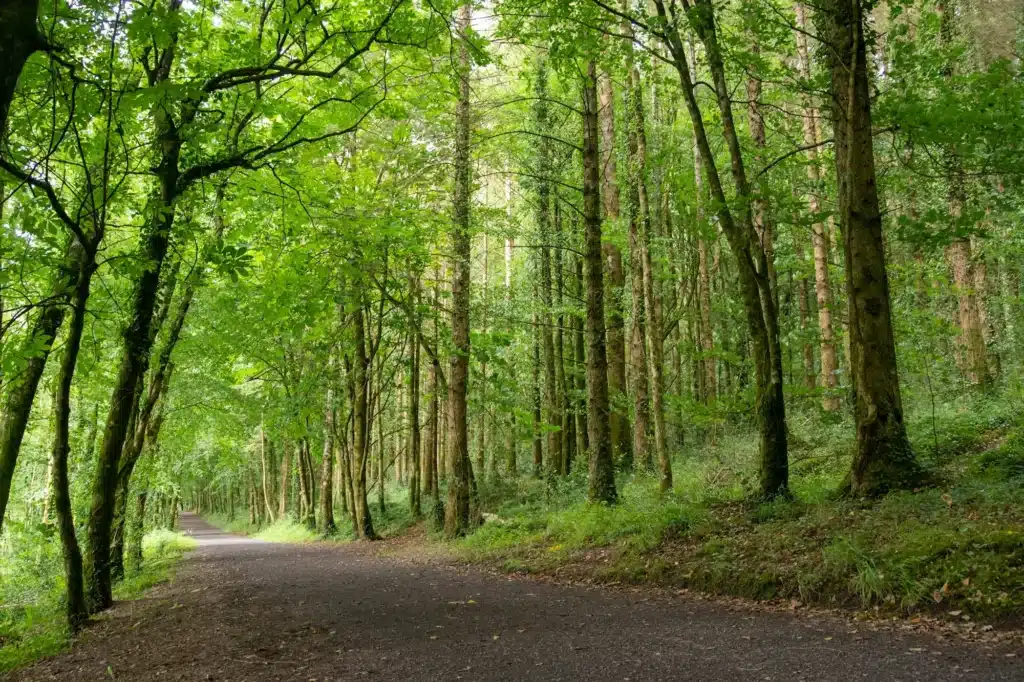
745,43,778,307
531,310,543,476
259,423,275,522
597,71,632,462
818,0,923,495
574,258,589,457
794,2,839,410
534,60,561,478
278,440,293,518
49,239,93,630
425,354,439,498
479,237,491,481
444,1,473,538
127,489,146,574
503,199,518,476
376,370,386,517
555,206,572,474
938,1,989,389
793,230,816,390
86,4,184,609
623,49,669,486
351,300,376,539
0,244,76,532
654,0,789,498
409,320,422,517
582,60,617,504
318,380,336,535
623,58,652,473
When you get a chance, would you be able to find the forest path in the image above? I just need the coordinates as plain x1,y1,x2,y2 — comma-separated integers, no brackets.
11,513,1022,681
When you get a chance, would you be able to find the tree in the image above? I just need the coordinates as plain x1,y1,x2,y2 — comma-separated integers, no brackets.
444,1,474,538
817,0,924,495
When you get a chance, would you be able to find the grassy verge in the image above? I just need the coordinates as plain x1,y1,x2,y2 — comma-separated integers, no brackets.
206,490,421,544
0,529,196,674
456,394,1024,625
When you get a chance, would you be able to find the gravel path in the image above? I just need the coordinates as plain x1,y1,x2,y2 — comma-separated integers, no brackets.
10,513,1023,681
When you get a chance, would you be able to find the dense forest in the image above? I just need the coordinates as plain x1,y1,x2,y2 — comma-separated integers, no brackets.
2,0,1024,657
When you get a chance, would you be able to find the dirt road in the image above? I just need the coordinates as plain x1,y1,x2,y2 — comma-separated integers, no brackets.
11,513,1022,680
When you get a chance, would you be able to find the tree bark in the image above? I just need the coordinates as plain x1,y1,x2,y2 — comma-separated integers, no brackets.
654,0,789,498
794,1,840,410
0,244,76,532
535,60,561,478
351,299,376,539
86,2,184,610
444,1,473,538
818,0,923,495
0,0,44,139
694,122,716,404
574,257,589,457
408,319,422,517
318,380,336,535
555,205,572,474
597,71,631,463
531,308,543,477
582,60,617,504
49,239,93,630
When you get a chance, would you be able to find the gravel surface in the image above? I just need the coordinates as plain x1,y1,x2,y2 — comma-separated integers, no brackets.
10,513,1023,681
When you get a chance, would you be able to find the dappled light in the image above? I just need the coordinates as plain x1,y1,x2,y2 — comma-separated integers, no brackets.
2,0,1024,678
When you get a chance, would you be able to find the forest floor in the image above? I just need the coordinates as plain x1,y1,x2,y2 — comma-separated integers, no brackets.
8,514,1023,681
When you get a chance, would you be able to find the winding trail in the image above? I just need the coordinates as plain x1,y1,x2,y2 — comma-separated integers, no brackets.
12,513,1022,681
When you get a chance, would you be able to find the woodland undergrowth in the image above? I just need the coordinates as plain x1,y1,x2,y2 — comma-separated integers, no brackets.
456,391,1024,624
0,530,196,673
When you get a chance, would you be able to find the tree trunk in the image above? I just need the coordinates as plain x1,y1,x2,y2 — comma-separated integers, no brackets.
481,240,494,481
444,1,473,538
259,423,276,522
794,1,840,410
555,205,572,474
318,382,336,535
409,320,422,517
694,127,717,403
597,71,631,463
278,440,293,519
818,0,923,495
745,43,778,308
49,239,93,630
531,310,543,476
425,354,439,499
582,60,617,504
623,51,668,484
127,490,146,575
112,267,193,579
376,372,386,518
86,10,184,609
503,207,518,477
351,300,376,539
0,0,43,139
574,258,590,458
0,243,76,532
654,0,789,498
535,60,561,478
793,232,816,390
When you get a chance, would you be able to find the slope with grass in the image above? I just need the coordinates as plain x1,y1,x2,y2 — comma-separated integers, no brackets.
457,396,1024,626
0,529,196,673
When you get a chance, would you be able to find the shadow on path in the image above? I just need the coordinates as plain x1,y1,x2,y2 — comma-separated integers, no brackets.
10,513,1022,681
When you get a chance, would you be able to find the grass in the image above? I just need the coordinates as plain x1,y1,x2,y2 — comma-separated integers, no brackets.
454,391,1024,624
206,486,422,544
0,528,196,674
